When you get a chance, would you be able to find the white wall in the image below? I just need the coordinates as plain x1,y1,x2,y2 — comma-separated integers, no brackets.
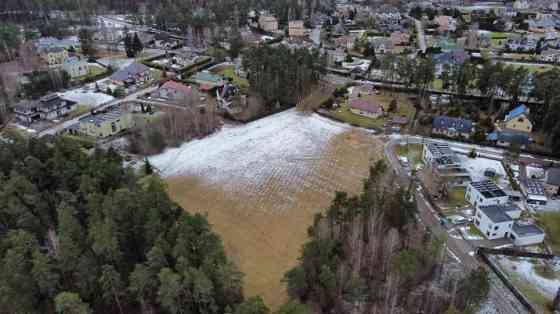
474,208,513,240
466,184,509,208
512,232,545,246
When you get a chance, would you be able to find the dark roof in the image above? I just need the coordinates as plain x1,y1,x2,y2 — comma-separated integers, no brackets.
487,130,532,145
470,180,507,198
547,168,560,186
349,99,383,114
512,223,544,237
110,62,150,81
478,203,519,223
392,116,408,125
433,115,474,134
79,110,126,125
522,179,545,196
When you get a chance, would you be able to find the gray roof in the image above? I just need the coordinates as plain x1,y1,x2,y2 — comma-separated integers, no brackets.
79,110,126,125
546,168,560,186
478,203,519,223
470,180,507,198
110,62,150,81
433,115,474,134
512,223,544,237
522,179,545,196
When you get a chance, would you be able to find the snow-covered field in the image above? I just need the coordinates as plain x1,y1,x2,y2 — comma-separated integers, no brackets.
496,256,560,299
151,109,349,185
59,90,114,108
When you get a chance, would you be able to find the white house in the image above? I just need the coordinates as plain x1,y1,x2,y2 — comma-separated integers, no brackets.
422,142,455,165
521,179,548,208
474,203,520,240
62,57,89,78
474,203,545,245
466,181,509,208
510,223,546,246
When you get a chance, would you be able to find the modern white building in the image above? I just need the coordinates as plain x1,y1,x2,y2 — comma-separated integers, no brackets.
474,203,520,240
521,179,548,208
422,142,455,165
466,181,509,208
510,223,546,246
474,203,545,245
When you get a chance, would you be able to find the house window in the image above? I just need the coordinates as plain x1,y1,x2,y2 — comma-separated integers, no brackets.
492,233,497,237
494,226,499,230
111,122,117,133
486,231,490,236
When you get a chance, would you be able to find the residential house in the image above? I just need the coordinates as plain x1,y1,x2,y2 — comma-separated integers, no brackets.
390,31,410,46
259,15,279,33
506,36,537,52
348,99,383,119
434,16,457,33
433,49,469,76
521,179,548,207
545,168,560,196
510,223,546,246
369,38,394,54
326,48,347,65
78,109,134,138
487,130,532,149
14,94,77,124
37,36,81,52
110,62,152,86
539,49,560,63
466,180,509,208
513,0,531,10
156,80,194,104
42,47,69,67
474,203,544,245
474,203,521,240
374,9,402,31
432,116,474,138
289,20,306,37
190,71,225,91
334,35,355,50
422,143,472,188
501,105,533,133
62,57,89,78
465,30,492,49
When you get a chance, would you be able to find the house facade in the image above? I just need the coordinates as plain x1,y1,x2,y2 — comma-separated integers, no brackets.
79,110,134,138
474,204,520,240
289,20,306,37
110,62,153,86
156,81,194,103
259,16,279,33
62,57,89,78
42,47,69,67
466,180,509,208
432,116,474,138
14,94,77,124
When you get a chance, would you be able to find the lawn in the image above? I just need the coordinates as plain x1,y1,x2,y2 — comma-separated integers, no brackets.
489,32,510,39
447,187,469,208
508,63,555,74
89,65,106,76
536,212,560,255
218,66,249,88
152,69,164,81
432,79,443,90
328,92,416,130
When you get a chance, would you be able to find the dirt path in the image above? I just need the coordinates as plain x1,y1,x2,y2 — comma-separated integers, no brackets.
165,129,383,308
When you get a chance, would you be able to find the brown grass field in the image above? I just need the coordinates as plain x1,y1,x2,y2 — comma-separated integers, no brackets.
165,129,383,309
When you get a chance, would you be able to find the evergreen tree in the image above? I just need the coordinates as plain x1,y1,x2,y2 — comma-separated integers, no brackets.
133,33,144,56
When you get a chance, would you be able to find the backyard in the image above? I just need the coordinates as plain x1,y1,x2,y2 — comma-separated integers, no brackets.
442,186,469,211
395,143,424,168
327,92,415,130
217,65,250,88
150,110,383,309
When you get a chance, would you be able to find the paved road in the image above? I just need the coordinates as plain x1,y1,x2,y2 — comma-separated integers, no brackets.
383,136,529,314
38,85,158,137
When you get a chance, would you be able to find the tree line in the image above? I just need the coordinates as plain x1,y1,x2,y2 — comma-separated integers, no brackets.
283,160,490,314
0,135,310,314
243,44,326,107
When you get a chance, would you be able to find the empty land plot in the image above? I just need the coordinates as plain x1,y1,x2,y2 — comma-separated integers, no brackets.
151,109,382,308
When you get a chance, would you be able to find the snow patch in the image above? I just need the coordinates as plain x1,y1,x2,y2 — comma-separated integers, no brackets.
150,109,350,191
497,256,560,299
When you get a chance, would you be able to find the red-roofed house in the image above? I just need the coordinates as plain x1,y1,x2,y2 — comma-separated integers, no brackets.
156,80,194,102
349,99,384,119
